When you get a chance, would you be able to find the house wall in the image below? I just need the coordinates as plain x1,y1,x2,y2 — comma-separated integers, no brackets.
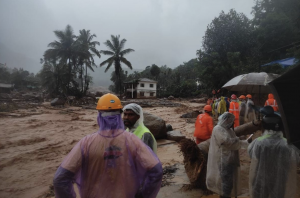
136,81,157,98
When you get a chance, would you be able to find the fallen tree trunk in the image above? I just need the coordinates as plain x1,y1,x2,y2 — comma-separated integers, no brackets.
179,120,262,191
198,120,261,153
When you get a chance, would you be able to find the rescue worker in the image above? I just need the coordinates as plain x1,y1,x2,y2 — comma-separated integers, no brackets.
245,94,256,122
239,95,246,125
229,94,240,127
53,94,163,198
264,93,279,111
224,97,230,112
248,106,299,198
212,99,217,119
217,97,227,116
194,105,214,144
123,103,157,154
206,112,249,198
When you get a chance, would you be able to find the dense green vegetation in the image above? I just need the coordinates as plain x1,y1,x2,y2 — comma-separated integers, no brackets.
115,0,300,97
1,0,299,98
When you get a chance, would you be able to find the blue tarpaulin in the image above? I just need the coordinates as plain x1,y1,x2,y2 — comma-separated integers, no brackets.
262,57,298,68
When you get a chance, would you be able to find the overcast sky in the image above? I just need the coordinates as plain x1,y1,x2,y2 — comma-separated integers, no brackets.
0,0,255,75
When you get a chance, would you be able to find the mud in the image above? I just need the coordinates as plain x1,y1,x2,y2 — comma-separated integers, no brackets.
0,101,299,198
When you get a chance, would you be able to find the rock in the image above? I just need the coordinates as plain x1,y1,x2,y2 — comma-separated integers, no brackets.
50,98,65,106
0,93,12,99
186,118,197,123
167,130,186,142
168,96,175,100
166,124,173,132
180,111,201,118
143,111,167,139
22,94,43,102
190,98,206,103
95,91,103,97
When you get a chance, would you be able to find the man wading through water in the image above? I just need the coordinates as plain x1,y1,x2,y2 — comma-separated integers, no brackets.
123,103,157,153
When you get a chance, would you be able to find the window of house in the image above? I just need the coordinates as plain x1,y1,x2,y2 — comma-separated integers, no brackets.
140,83,144,87
140,92,144,96
150,84,153,88
150,92,154,96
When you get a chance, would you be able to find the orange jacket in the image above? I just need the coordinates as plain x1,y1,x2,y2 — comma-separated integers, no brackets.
194,112,214,142
229,101,240,127
265,94,278,111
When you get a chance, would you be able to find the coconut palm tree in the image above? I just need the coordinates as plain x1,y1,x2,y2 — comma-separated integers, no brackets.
44,25,76,93
100,35,135,96
77,29,101,94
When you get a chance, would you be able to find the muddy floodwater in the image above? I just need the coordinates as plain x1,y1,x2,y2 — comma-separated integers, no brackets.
0,101,299,198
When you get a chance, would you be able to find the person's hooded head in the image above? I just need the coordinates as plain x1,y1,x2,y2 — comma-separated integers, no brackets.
217,112,235,129
260,106,283,131
95,93,124,137
268,93,274,99
123,103,144,130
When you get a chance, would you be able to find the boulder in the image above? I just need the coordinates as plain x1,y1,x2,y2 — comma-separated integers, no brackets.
168,96,175,100
143,111,167,139
190,98,206,103
180,111,201,118
50,98,65,106
22,94,43,102
167,130,186,142
166,124,173,132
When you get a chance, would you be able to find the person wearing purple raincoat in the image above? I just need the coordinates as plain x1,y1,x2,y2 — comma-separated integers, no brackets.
53,93,163,198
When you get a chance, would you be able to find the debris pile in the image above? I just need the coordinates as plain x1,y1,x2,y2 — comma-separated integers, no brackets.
178,139,212,195
161,164,178,187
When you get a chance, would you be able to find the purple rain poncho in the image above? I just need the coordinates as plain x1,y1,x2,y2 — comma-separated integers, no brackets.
53,112,163,198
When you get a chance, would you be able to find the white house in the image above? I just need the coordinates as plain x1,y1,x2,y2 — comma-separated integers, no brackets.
136,78,157,98
124,78,157,99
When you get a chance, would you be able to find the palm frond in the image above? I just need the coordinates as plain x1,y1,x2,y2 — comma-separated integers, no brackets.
104,40,116,52
100,50,114,56
120,57,133,70
119,39,126,51
100,57,114,66
105,60,114,72
111,35,120,51
120,48,135,56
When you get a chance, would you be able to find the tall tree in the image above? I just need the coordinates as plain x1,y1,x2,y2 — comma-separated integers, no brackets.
44,25,76,93
199,9,256,90
150,64,160,80
100,35,135,96
77,29,101,94
252,0,300,62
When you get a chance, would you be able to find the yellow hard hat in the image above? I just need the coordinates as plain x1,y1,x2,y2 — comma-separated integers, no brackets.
96,93,123,110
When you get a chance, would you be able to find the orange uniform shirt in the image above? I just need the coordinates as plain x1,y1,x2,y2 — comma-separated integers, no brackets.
229,101,239,127
265,94,278,111
194,112,214,144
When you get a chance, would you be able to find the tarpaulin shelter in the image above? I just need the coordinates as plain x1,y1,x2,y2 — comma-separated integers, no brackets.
262,57,298,68
268,65,300,150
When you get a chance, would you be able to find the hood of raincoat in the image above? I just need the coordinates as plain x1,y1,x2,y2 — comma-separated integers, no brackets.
268,93,274,99
217,112,235,129
123,103,145,132
97,112,125,137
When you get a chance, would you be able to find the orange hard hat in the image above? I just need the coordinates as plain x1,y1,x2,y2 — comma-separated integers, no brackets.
246,94,252,99
239,95,246,99
204,105,212,112
96,93,123,110
231,94,237,100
